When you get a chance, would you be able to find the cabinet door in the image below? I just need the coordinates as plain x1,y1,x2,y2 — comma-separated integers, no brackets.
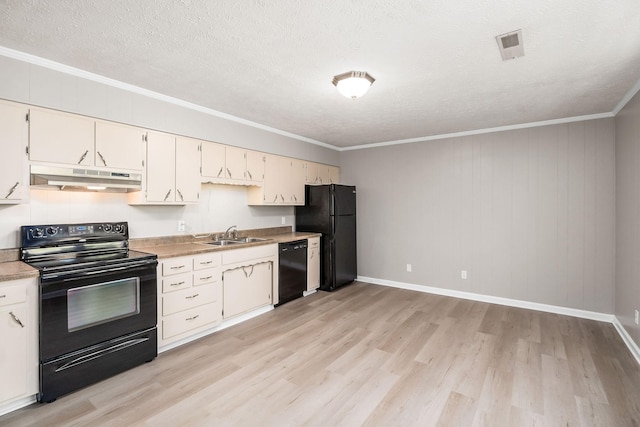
28,108,94,166
95,121,144,171
245,150,264,183
329,166,340,184
223,262,272,318
289,159,306,205
175,137,200,203
305,162,319,184
201,141,226,182
0,101,27,203
225,146,246,183
0,305,28,402
307,237,320,291
263,154,284,204
317,164,332,185
145,131,176,202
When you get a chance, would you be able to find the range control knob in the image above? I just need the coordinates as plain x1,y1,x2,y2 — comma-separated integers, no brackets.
33,228,44,237
103,224,112,232
113,224,123,233
46,227,58,235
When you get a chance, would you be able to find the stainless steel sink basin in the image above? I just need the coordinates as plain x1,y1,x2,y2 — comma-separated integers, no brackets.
233,237,269,243
202,237,269,246
204,240,243,246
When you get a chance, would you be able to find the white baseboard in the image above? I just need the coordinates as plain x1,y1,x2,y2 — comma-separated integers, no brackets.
358,276,614,322
612,317,640,366
0,395,36,417
358,276,640,367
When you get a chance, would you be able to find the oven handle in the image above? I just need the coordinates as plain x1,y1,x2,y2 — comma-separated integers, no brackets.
41,259,157,281
54,337,150,372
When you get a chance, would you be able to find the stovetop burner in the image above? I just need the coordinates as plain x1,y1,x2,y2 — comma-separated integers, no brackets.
20,222,156,279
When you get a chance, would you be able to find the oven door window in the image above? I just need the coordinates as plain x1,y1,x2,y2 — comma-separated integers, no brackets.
67,277,140,332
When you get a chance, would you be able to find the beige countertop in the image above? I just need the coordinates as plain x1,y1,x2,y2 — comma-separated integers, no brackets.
0,261,39,282
133,231,322,259
0,227,322,280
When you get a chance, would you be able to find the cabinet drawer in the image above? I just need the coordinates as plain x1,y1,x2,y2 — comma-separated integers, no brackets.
193,253,220,270
0,284,26,307
163,284,218,316
162,302,221,339
193,269,220,287
162,258,192,276
161,273,193,293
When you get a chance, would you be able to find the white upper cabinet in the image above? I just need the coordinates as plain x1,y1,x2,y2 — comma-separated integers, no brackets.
28,108,94,166
224,146,246,183
202,143,264,186
129,132,200,205
28,107,143,171
201,141,226,183
0,100,28,204
306,162,340,185
247,155,305,206
175,137,201,203
94,120,144,171
245,150,265,184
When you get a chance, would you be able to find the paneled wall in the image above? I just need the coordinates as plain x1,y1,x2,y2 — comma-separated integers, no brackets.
615,90,640,347
340,118,615,313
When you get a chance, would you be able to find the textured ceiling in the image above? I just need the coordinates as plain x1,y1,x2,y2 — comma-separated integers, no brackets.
0,0,639,148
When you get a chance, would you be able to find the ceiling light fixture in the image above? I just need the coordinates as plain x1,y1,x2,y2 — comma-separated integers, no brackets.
332,71,375,100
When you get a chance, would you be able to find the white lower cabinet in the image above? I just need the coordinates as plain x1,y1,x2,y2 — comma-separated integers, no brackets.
157,253,222,348
221,244,278,317
0,278,38,407
223,262,272,319
307,237,320,291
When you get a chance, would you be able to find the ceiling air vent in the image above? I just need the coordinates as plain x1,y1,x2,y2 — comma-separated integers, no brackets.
496,29,524,61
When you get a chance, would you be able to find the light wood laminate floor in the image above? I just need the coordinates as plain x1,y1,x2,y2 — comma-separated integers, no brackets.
2,282,640,426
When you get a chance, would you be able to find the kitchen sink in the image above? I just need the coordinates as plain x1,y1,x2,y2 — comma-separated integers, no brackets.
202,237,270,246
233,237,270,243
204,240,243,246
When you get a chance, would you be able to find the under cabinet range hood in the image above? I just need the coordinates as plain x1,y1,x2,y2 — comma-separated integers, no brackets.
30,165,142,192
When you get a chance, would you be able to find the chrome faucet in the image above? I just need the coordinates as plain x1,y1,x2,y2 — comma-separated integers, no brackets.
224,225,238,240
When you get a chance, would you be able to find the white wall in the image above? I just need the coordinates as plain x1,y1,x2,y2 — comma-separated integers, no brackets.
0,54,337,249
340,118,616,314
615,89,640,348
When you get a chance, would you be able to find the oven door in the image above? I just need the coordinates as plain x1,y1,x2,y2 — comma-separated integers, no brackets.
39,259,157,361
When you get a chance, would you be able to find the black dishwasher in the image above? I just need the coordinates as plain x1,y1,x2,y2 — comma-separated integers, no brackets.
277,240,308,306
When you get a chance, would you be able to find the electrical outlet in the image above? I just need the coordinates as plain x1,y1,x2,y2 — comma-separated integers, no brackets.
281,216,286,225
177,220,186,232
406,264,412,272
461,270,468,279
635,309,639,325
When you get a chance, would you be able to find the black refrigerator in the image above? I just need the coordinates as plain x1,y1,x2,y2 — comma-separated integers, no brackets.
295,184,357,291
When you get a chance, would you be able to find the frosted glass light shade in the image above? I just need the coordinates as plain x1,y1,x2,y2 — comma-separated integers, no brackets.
332,71,375,100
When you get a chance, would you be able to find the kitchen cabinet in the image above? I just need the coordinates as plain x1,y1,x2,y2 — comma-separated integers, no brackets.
307,237,320,292
306,162,340,185
28,107,143,171
222,262,272,319
222,243,278,316
157,253,222,348
202,143,264,185
0,278,38,406
129,133,200,205
247,155,305,206
94,120,145,171
0,100,28,204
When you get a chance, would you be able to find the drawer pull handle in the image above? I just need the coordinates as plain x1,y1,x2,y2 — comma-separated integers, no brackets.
170,265,185,270
200,276,213,281
200,261,213,265
0,294,6,298
186,315,199,321
170,281,185,287
9,312,24,328
185,294,199,299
